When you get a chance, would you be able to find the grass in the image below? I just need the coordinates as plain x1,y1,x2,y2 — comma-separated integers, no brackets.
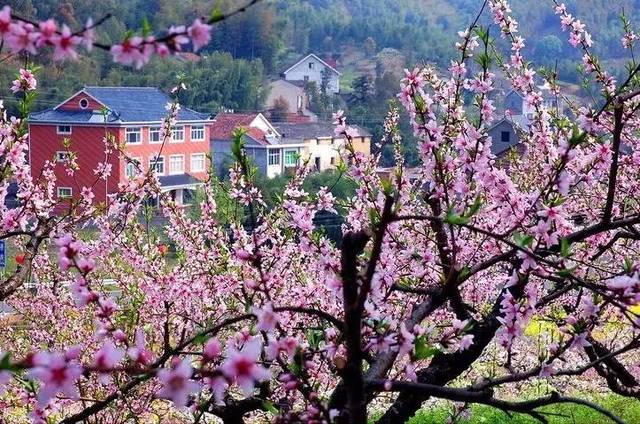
404,394,640,423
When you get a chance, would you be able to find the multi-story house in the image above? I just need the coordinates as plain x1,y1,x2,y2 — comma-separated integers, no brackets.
275,122,371,171
28,86,213,206
210,113,371,179
282,54,340,94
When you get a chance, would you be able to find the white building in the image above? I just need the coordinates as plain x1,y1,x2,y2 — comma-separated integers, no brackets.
282,54,340,94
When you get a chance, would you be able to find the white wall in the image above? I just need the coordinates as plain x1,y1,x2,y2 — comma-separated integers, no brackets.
284,56,340,94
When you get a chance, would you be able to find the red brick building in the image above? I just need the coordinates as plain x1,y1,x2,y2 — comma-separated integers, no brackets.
28,87,213,205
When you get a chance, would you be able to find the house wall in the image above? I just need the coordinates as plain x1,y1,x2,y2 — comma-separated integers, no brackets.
488,121,519,155
284,56,339,94
305,137,341,171
211,138,269,178
122,124,210,181
504,91,523,115
350,136,371,156
265,80,306,114
28,124,121,204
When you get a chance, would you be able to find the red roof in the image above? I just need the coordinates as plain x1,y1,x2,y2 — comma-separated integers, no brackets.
210,113,258,139
286,113,312,123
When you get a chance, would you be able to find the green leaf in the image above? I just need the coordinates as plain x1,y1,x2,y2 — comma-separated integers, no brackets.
414,335,440,360
513,232,534,248
560,238,572,258
262,400,279,414
141,17,152,37
556,266,577,278
445,209,470,226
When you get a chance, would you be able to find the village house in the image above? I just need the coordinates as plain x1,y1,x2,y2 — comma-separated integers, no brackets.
210,114,371,178
28,86,213,205
282,53,340,94
487,114,530,156
263,79,317,122
275,122,371,171
210,113,304,179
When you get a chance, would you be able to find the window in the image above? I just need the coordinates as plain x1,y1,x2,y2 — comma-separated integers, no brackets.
57,125,72,135
330,157,336,166
149,127,161,144
190,125,205,141
125,127,141,144
125,158,140,179
169,155,184,175
171,126,184,142
268,149,281,166
57,187,72,198
309,62,315,69
149,156,164,175
501,131,511,143
191,154,205,172
78,98,89,109
284,149,298,167
56,151,70,162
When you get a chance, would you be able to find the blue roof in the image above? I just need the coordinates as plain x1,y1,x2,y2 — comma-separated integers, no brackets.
158,174,202,188
30,86,210,124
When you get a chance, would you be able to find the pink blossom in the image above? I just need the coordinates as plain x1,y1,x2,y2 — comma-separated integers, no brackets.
52,24,80,60
203,338,222,362
36,19,57,47
10,68,37,93
254,303,279,332
220,336,270,395
27,352,83,406
156,358,202,407
128,328,154,365
0,6,11,37
459,334,474,351
187,19,212,51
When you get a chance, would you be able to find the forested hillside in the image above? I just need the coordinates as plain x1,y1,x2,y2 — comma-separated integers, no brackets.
2,0,639,141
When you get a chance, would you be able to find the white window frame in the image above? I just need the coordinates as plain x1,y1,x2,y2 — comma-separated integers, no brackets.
169,154,185,175
190,125,205,141
125,127,142,144
56,151,70,162
170,126,185,143
57,125,72,135
149,155,165,175
125,157,141,179
284,149,298,167
57,187,73,198
149,126,162,144
268,148,281,166
190,153,206,173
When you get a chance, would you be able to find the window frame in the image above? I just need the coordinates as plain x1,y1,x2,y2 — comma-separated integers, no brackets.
170,125,185,143
57,187,73,198
168,154,185,175
125,157,141,179
190,153,206,173
268,149,281,166
149,126,162,144
190,125,205,141
149,155,165,175
56,125,72,135
56,151,70,162
501,131,511,143
283,149,298,167
125,127,142,144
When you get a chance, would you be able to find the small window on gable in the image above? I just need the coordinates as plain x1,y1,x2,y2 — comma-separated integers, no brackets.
79,98,89,109
57,125,72,135
309,62,315,70
57,187,73,198
56,151,71,162
501,131,511,143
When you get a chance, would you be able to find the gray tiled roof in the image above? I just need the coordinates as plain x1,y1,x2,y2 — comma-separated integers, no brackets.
30,87,210,124
275,122,371,141
158,174,202,188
